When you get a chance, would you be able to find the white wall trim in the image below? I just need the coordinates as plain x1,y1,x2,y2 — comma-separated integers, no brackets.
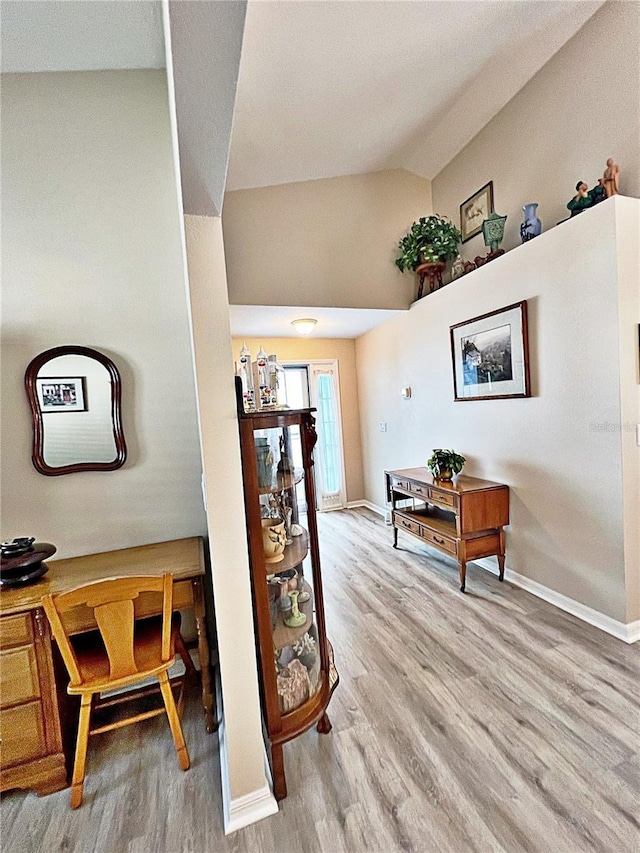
476,557,639,644
347,499,387,516
346,504,639,643
218,716,278,834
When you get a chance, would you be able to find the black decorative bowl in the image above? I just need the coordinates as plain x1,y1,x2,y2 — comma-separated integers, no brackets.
0,540,56,588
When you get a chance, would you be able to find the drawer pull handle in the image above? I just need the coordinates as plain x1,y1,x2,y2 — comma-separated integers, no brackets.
433,536,445,545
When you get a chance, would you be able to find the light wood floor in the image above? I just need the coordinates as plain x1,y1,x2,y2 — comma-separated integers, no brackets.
2,508,638,852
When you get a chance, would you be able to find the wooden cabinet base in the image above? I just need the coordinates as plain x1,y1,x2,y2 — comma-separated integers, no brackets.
316,712,332,734
271,744,287,801
0,753,67,797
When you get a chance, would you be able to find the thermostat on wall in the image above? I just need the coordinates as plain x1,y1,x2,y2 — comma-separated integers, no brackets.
400,387,412,398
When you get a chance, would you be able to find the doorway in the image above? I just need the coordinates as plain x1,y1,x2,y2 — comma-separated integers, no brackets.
283,360,347,511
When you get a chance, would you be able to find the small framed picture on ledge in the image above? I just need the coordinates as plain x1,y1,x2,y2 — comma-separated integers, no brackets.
460,181,494,243
450,301,531,401
36,377,87,412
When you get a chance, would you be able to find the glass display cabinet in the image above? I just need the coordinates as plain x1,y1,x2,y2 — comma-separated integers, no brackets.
237,385,339,801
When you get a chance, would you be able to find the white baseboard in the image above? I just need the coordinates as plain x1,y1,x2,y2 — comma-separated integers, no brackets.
476,557,639,644
346,499,387,518
217,678,278,834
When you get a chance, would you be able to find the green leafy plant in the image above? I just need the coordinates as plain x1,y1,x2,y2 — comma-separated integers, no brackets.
427,449,466,479
395,216,462,272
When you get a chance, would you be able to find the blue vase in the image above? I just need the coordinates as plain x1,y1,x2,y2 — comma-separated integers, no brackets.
520,203,542,242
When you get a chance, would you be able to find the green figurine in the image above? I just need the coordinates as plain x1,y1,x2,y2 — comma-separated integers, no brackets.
567,180,606,217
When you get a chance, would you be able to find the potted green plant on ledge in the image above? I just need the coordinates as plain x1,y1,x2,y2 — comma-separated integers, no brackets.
395,215,462,299
427,449,466,482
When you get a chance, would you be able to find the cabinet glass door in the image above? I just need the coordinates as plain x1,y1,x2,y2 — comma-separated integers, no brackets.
254,425,321,714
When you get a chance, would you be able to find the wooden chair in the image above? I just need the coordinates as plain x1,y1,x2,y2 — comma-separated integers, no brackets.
41,573,194,808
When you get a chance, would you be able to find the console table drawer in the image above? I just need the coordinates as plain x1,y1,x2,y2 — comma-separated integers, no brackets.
407,482,428,499
428,489,457,509
391,477,410,492
421,527,457,556
393,513,421,536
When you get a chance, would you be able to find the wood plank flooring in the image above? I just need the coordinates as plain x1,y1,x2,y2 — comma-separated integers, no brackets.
1,508,638,852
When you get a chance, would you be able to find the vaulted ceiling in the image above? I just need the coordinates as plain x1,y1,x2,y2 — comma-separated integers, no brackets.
1,0,605,220
226,0,604,190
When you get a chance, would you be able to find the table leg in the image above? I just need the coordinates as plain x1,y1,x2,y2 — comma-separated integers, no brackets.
498,529,506,581
393,526,398,548
192,577,217,733
458,541,467,592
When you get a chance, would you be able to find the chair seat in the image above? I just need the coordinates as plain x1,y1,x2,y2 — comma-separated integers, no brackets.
68,615,180,694
42,572,192,808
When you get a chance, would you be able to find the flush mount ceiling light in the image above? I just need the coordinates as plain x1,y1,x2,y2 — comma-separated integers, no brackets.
291,318,318,336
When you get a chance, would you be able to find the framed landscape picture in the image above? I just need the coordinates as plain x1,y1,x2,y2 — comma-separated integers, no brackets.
450,301,531,401
460,181,494,242
36,377,87,412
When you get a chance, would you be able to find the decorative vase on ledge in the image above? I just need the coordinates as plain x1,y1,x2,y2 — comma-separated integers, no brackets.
520,203,542,243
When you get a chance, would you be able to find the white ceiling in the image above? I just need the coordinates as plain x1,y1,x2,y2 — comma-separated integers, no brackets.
229,305,404,339
0,1,165,73
226,0,603,190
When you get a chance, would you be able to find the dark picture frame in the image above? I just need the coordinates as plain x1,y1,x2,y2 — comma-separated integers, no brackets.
25,346,127,476
35,376,87,412
459,181,494,243
450,300,531,401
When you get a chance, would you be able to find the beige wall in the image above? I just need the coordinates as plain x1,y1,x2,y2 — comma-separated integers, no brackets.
232,337,364,503
222,169,432,310
1,70,206,557
615,198,640,622
430,1,640,262
184,218,276,822
356,197,638,625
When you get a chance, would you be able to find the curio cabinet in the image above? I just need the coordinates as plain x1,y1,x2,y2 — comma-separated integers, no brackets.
237,382,339,800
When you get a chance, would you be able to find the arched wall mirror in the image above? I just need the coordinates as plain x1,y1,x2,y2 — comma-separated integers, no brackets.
25,346,127,476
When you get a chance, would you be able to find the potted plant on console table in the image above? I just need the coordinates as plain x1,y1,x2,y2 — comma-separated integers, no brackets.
427,448,466,482
395,215,462,300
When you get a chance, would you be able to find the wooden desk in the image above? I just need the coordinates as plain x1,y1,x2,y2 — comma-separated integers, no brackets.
0,537,215,796
386,468,509,592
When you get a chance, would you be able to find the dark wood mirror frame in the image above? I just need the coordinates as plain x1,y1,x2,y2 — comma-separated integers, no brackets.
25,346,127,476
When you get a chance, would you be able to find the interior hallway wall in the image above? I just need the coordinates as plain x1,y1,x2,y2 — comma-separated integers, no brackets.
184,217,277,828
0,70,206,557
430,1,640,262
222,169,432,311
355,198,638,626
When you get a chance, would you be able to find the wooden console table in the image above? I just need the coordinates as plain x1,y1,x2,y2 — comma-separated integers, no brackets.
385,468,509,592
0,537,215,797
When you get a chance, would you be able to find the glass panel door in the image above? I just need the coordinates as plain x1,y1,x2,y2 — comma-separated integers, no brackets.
254,424,321,714
309,363,346,510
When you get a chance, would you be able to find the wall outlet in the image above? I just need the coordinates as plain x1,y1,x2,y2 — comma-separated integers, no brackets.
378,422,387,432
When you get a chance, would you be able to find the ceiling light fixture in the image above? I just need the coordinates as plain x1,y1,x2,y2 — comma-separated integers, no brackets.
291,318,318,336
